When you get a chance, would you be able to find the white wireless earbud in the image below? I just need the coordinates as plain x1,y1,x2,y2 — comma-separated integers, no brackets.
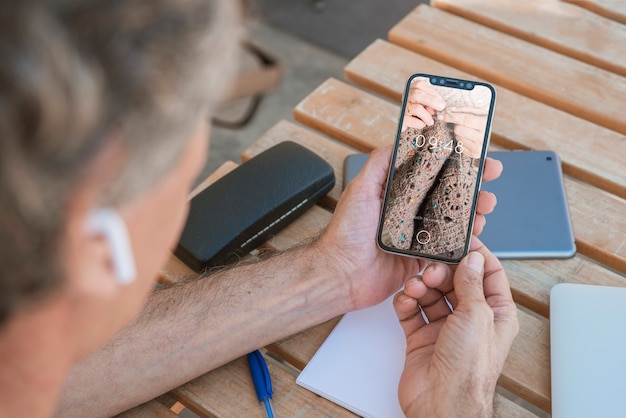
86,208,137,285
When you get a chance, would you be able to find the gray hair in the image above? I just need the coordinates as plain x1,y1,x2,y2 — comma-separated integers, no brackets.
0,0,241,325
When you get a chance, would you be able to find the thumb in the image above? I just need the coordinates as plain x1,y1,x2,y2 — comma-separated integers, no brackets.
453,252,486,304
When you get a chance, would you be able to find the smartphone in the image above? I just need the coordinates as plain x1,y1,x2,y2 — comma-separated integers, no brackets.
377,74,496,263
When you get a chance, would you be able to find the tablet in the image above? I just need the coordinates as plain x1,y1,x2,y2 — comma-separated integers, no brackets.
343,150,576,259
479,150,575,259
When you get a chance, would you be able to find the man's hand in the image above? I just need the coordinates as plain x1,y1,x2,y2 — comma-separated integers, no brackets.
392,239,519,417
316,147,503,311
402,79,446,132
442,106,489,159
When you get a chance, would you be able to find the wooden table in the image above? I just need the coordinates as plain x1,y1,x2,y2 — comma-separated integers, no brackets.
119,1,626,416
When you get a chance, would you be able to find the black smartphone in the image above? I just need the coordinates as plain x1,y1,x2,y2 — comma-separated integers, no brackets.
377,74,496,263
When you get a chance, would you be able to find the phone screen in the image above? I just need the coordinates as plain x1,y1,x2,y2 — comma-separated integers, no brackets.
378,74,496,263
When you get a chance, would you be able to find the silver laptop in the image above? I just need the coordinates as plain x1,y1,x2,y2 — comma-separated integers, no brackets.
550,283,626,417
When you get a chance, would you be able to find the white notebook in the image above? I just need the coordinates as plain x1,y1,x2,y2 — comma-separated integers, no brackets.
296,296,407,418
550,283,626,418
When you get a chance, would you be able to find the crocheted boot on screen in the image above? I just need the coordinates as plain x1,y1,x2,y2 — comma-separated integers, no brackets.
383,122,452,249
413,148,478,259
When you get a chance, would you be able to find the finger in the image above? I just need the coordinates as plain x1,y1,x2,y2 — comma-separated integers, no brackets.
453,251,488,307
420,291,453,324
472,238,513,304
408,87,445,111
444,289,458,308
472,214,487,236
448,105,489,116
469,237,519,344
352,146,391,190
403,265,454,323
449,112,486,131
410,78,442,98
403,115,427,130
405,317,446,354
482,157,503,183
476,190,497,216
469,237,510,302
455,141,482,160
393,290,421,321
454,125,483,145
403,275,430,300
405,276,446,307
393,290,428,337
424,105,437,116
420,262,455,294
407,103,435,126
340,147,392,207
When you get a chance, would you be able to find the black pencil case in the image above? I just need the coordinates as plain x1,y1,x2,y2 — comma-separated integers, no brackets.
175,141,335,271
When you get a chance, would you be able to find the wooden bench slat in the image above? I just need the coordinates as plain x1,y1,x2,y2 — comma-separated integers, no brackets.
494,389,544,418
388,5,626,135
293,78,398,151
431,0,626,77
293,81,399,152
564,0,626,24
503,255,626,319
502,308,550,412
293,77,626,275
115,400,179,418
170,354,356,418
344,39,626,200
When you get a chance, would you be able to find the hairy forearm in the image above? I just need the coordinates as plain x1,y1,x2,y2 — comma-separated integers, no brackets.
57,242,350,417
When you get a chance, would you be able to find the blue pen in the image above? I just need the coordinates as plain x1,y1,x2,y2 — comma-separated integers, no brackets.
247,350,275,418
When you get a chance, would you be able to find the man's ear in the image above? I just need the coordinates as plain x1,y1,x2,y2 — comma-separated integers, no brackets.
84,208,136,285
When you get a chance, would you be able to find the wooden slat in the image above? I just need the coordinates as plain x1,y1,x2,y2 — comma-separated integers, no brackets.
564,0,626,24
115,400,179,418
388,5,626,135
431,0,626,76
294,77,626,275
170,354,356,418
494,390,544,418
503,255,626,319
294,78,399,151
344,39,626,200
501,308,551,412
